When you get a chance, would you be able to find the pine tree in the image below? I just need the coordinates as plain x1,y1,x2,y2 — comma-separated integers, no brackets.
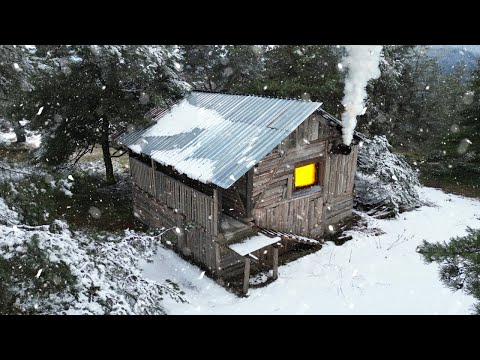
446,62,480,164
8,45,186,184
180,45,227,91
180,45,264,92
255,45,344,114
0,45,33,143
222,45,264,92
417,228,480,314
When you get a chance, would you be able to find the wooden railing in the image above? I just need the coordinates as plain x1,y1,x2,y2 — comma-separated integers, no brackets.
129,157,218,235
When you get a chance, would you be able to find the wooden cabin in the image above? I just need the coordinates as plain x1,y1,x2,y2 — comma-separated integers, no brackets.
119,91,361,291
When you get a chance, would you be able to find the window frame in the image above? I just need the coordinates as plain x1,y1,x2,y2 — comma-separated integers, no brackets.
292,156,325,194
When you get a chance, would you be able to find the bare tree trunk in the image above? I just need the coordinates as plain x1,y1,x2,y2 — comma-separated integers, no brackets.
100,116,115,185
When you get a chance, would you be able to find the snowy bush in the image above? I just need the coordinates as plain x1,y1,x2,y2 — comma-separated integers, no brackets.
0,172,75,226
355,135,422,217
0,201,186,314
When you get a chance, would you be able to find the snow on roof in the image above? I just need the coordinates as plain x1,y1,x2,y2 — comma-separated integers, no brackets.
228,234,281,256
119,91,322,189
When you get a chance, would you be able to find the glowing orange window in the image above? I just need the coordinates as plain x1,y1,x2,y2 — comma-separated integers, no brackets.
294,163,317,189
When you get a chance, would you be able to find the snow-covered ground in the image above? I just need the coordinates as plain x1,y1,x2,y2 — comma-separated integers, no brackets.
141,187,480,314
0,129,41,149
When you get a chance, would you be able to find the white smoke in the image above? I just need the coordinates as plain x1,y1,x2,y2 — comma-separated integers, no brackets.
341,45,383,145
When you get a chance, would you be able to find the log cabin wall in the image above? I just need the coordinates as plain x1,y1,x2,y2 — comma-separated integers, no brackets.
251,113,358,236
322,144,358,226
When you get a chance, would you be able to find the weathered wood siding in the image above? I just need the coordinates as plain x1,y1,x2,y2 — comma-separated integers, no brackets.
132,185,218,274
154,170,217,234
253,195,324,235
133,184,177,229
184,225,217,274
251,113,358,236
322,144,358,226
251,114,329,236
129,157,154,195
129,157,217,234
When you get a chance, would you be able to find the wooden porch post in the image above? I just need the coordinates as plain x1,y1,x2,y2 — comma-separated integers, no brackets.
272,245,279,280
243,257,251,295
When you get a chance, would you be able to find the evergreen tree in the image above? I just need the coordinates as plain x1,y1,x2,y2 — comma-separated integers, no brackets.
180,45,227,91
180,45,264,92
444,62,480,169
362,46,439,146
418,228,480,314
254,45,344,114
9,45,186,184
222,45,264,92
0,45,33,143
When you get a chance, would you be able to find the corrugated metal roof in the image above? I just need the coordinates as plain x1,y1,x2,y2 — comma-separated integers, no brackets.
119,91,322,189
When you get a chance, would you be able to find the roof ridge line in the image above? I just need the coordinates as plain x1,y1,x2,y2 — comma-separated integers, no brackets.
191,89,319,103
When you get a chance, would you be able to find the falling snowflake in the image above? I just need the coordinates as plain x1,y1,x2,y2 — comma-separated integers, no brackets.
35,269,43,278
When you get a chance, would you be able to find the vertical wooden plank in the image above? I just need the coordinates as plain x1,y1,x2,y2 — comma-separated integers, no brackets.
338,155,344,195
204,195,208,230
201,195,205,229
295,122,303,148
243,257,251,295
187,188,192,222
176,213,185,251
151,159,156,198
350,145,358,193
246,169,253,218
332,156,337,197
321,146,332,228
308,199,315,232
272,246,279,280
290,130,297,149
310,115,319,141
346,151,353,193
343,149,351,195
303,198,309,234
214,242,221,276
344,154,350,194
170,178,174,208
213,189,219,236
193,192,197,224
